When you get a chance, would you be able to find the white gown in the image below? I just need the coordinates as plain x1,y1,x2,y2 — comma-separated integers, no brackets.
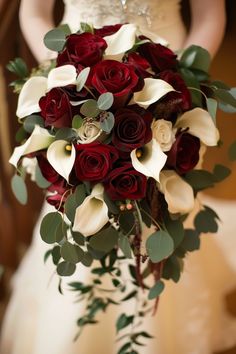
1,1,236,353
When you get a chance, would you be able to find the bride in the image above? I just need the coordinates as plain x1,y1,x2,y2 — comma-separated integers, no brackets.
2,0,236,353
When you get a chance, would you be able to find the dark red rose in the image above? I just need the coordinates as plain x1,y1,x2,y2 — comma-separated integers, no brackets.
90,60,139,107
39,88,72,128
75,142,119,182
94,24,122,37
105,163,147,200
159,70,192,111
138,41,177,72
166,132,200,174
57,33,107,68
126,52,151,78
46,185,68,212
112,105,152,152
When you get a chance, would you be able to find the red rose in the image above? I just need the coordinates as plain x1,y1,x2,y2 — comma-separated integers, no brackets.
159,71,192,111
94,24,122,37
46,184,68,211
105,163,147,200
75,142,119,182
126,52,151,78
112,105,152,152
57,33,107,68
39,88,72,128
138,41,177,72
166,132,200,174
90,60,139,107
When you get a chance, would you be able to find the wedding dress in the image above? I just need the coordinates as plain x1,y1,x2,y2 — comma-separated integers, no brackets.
1,1,236,353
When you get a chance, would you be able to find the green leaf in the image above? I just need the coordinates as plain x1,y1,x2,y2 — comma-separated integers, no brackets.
179,68,202,106
229,141,236,160
148,280,165,300
180,229,200,251
206,98,217,123
194,208,218,233
55,128,77,141
118,342,131,354
162,255,182,282
118,234,132,259
23,115,44,133
75,184,87,205
81,252,93,267
184,170,214,191
80,22,94,33
57,261,76,276
103,192,119,214
15,126,28,143
219,88,236,113
72,115,83,129
146,230,174,263
119,212,135,234
6,57,28,78
76,67,90,91
100,112,115,133
11,174,28,205
97,92,114,110
71,231,85,245
116,313,134,333
35,163,51,188
89,227,119,253
57,23,71,35
180,45,211,72
61,241,84,264
164,215,184,248
55,219,67,243
52,245,61,265
64,193,77,222
40,212,62,244
212,164,231,183
43,28,66,52
215,88,236,107
80,99,100,118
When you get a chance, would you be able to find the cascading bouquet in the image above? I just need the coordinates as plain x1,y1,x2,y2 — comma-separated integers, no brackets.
8,23,236,352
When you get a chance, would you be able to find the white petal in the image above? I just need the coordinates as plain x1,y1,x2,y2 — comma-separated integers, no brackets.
133,78,175,108
175,108,220,146
138,28,168,46
9,126,54,167
104,24,137,59
47,65,77,90
159,170,195,214
47,140,76,182
130,139,167,182
72,184,109,236
16,76,48,119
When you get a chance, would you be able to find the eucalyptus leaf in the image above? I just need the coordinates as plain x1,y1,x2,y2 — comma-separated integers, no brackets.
57,23,72,35
212,164,231,183
11,174,28,205
162,255,182,282
180,45,211,73
206,98,217,123
35,163,51,188
89,227,119,253
23,115,44,133
40,212,62,244
229,141,236,161
57,261,76,276
146,230,174,263
100,112,115,133
75,184,87,205
179,68,202,107
55,128,77,141
97,92,114,110
80,99,100,118
61,241,84,264
52,245,61,265
184,170,215,191
64,193,77,222
72,115,83,129
71,230,85,245
194,209,218,233
55,219,67,243
180,229,200,252
215,88,236,107
148,280,165,300
80,22,94,33
164,216,184,248
119,212,135,234
219,88,236,113
116,313,134,333
15,126,28,143
81,252,93,267
118,234,132,259
6,58,28,78
76,67,90,92
43,28,66,52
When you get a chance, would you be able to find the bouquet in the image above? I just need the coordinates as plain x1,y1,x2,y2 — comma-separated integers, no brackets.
8,23,236,352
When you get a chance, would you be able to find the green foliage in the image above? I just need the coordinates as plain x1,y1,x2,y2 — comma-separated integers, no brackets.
80,99,100,118
97,92,114,110
55,127,77,141
118,233,133,259
35,163,51,189
229,141,236,160
180,229,200,252
116,313,134,332
61,241,84,264
206,98,217,122
184,170,215,191
40,212,63,244
146,230,174,263
180,45,211,73
76,67,90,92
100,112,115,133
119,212,135,234
57,261,76,276
11,174,28,205
164,215,184,249
194,206,219,233
23,115,44,133
51,245,61,265
6,58,29,78
15,126,28,143
213,164,231,182
43,28,66,51
89,227,119,253
162,255,182,282
179,68,202,107
80,22,94,33
219,88,236,113
148,280,165,300
72,115,83,129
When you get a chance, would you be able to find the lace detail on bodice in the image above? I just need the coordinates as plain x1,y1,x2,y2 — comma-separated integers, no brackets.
62,0,185,50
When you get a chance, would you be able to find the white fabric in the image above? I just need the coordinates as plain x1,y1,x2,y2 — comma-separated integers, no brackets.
1,0,236,353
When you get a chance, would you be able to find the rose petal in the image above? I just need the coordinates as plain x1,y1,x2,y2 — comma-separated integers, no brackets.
133,78,175,108
47,65,77,90
16,76,48,119
159,170,195,214
175,108,220,146
130,139,167,182
47,140,76,182
9,126,54,167
104,24,137,60
72,184,109,236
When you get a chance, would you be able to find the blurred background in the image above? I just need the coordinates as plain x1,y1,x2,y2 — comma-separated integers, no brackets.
0,1,235,352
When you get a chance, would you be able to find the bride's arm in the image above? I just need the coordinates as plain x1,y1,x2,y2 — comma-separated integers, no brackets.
19,0,56,63
184,0,226,58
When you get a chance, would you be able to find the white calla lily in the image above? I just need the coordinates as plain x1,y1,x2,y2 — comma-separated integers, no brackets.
104,24,137,60
130,139,167,182
72,184,109,236
47,65,77,90
9,126,54,167
133,78,175,108
175,108,219,146
159,170,195,214
139,28,168,46
47,140,76,182
16,76,48,119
